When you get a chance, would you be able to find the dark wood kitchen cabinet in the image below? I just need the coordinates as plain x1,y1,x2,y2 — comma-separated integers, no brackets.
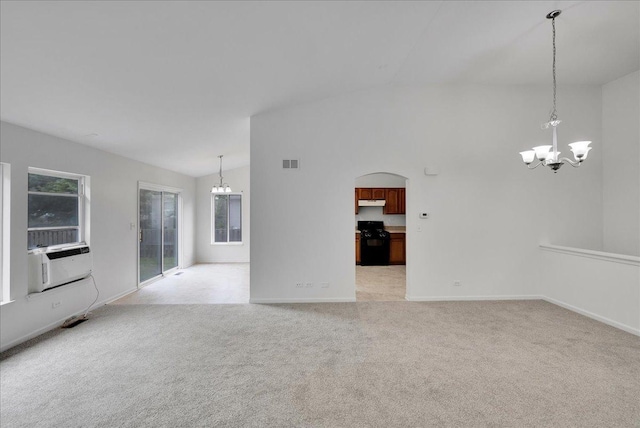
358,188,371,200
384,188,406,215
371,188,386,199
355,187,405,215
389,233,406,265
357,188,385,200
355,233,361,264
384,188,398,214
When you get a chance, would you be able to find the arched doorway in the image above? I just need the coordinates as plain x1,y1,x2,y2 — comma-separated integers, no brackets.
355,172,407,301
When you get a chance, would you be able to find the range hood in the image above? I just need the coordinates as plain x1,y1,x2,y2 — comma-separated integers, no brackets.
358,199,386,207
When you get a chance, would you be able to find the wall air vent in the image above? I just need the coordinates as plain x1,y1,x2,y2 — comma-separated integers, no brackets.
282,159,299,169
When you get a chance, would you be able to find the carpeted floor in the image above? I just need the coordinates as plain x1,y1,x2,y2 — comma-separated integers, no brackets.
1,300,639,427
114,263,250,305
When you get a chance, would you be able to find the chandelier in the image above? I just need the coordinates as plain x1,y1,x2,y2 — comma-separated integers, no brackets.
211,155,232,193
519,10,592,173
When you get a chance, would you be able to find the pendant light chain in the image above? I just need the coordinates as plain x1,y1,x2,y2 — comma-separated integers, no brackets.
218,155,224,187
550,15,558,122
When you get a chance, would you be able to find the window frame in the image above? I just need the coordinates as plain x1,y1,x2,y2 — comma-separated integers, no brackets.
0,163,11,304
137,181,183,287
211,192,243,245
27,167,89,252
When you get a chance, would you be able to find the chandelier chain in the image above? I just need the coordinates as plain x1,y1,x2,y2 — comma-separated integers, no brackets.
218,155,224,187
550,16,558,122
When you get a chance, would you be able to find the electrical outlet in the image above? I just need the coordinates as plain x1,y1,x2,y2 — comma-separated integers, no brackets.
52,301,61,309
295,282,304,288
320,282,329,288
453,280,461,286
305,282,313,288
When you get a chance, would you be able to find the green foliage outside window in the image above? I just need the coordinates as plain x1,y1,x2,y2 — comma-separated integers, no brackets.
28,174,78,194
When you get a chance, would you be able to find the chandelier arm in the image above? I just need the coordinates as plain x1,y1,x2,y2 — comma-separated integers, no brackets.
527,161,545,170
560,157,581,168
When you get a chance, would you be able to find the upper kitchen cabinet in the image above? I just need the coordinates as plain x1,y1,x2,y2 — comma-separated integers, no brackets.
371,188,386,200
358,188,385,200
355,187,405,215
384,188,399,214
383,188,405,215
358,188,372,200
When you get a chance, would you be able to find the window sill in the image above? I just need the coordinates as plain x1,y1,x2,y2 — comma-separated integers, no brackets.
28,242,87,255
210,242,243,246
0,300,15,307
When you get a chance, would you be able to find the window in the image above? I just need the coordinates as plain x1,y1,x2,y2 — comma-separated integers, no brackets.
212,194,242,243
0,163,10,303
27,168,87,250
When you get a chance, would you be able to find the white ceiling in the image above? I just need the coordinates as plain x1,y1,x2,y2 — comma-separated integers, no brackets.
1,1,638,177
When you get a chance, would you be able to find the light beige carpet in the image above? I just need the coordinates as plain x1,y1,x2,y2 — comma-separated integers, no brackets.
1,300,639,427
115,263,250,305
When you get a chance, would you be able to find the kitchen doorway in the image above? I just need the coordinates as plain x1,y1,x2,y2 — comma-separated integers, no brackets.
355,173,407,301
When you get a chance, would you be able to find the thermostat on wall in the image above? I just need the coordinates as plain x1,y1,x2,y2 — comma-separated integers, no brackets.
419,212,429,219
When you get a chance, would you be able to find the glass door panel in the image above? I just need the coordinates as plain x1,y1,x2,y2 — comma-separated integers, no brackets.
163,192,178,271
139,189,162,283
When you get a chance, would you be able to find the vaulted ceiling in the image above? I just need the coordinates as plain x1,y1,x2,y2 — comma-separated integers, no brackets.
1,1,638,176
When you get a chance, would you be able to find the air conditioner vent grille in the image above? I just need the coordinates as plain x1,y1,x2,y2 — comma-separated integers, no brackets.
46,246,90,260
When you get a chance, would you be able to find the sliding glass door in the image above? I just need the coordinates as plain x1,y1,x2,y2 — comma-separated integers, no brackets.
139,187,179,284
163,192,178,271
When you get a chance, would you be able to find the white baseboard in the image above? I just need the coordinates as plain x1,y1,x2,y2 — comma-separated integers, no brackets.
101,287,137,305
541,296,640,336
406,295,543,302
0,287,137,353
405,294,639,336
1,315,79,353
0,305,95,353
195,261,250,264
250,297,356,304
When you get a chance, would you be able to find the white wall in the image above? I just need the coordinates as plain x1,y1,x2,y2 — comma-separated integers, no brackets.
539,246,639,335
0,122,196,351
355,172,406,188
602,71,640,256
250,84,603,302
196,165,250,263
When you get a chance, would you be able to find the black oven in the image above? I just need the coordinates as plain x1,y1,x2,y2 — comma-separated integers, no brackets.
358,221,390,266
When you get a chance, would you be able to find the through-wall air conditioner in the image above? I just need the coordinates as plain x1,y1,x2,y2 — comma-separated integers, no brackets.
28,245,93,293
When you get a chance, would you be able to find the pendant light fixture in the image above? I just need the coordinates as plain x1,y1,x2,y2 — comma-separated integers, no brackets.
519,10,592,173
211,155,232,193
